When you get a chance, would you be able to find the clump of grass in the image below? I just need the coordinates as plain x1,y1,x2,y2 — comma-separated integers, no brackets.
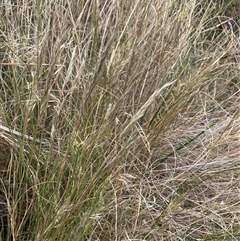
0,0,240,240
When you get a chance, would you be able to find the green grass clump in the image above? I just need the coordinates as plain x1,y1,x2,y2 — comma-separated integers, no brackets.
0,0,240,240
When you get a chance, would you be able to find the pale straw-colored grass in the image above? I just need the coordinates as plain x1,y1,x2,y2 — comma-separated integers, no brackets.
0,0,240,240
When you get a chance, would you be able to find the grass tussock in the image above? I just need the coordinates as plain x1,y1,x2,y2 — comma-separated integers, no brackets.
0,0,240,240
